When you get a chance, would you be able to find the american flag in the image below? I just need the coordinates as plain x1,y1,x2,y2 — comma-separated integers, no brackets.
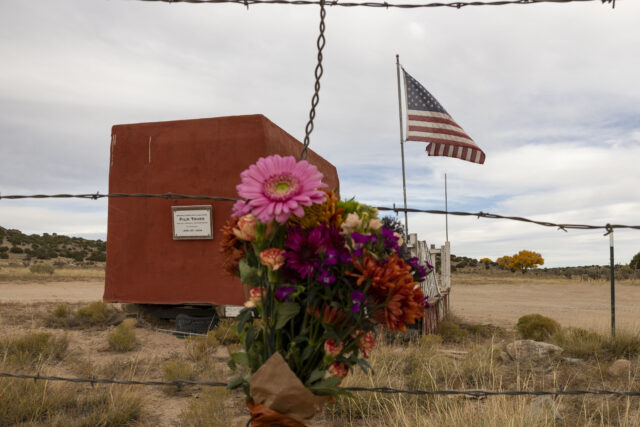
404,69,485,165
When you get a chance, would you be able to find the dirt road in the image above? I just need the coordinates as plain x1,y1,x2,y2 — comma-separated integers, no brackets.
452,281,640,332
0,281,104,303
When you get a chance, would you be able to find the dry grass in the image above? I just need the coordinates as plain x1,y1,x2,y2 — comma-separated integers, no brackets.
0,265,105,282
0,332,68,367
2,297,640,426
107,319,138,352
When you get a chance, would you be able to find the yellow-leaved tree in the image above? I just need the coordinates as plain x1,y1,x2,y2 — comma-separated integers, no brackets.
497,250,544,274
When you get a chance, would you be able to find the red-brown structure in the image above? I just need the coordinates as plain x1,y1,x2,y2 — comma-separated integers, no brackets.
104,115,339,307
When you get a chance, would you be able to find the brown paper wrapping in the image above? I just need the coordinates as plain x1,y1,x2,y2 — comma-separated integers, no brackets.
249,352,331,426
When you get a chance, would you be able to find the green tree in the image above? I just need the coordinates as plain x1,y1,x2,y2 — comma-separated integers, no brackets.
631,252,640,270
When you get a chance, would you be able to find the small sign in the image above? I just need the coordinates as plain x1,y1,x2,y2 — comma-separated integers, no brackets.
172,205,213,240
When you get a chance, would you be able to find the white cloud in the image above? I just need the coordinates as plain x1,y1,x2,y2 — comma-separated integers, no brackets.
1,0,639,268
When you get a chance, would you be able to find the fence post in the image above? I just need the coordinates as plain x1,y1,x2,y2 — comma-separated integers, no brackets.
609,231,615,337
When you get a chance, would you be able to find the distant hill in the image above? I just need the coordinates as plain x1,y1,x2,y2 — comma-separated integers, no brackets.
0,226,106,263
440,254,637,281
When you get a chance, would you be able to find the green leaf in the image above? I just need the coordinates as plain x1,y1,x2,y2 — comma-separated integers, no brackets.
301,346,314,362
357,358,374,375
238,259,260,287
305,369,325,386
230,351,250,367
244,327,255,350
235,308,253,332
227,377,245,390
275,302,300,329
307,376,352,397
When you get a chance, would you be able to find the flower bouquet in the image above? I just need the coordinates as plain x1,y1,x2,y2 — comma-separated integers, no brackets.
221,154,430,426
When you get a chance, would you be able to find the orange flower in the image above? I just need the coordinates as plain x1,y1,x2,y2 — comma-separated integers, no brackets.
358,331,375,358
220,217,245,277
351,254,425,332
328,361,348,379
323,339,343,357
233,214,258,241
306,305,348,327
259,248,286,271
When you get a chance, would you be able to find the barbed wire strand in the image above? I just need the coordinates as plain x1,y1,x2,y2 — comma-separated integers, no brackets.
300,0,327,161
0,372,638,397
1,192,639,232
137,0,616,10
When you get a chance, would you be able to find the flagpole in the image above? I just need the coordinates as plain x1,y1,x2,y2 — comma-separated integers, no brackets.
396,54,409,238
445,173,449,242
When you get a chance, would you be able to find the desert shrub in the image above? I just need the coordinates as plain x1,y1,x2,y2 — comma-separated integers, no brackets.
437,321,468,343
88,251,106,262
605,331,640,360
212,318,240,345
29,263,55,275
0,246,8,252
551,327,604,359
107,319,137,352
9,246,23,254
44,303,75,328
517,314,560,341
76,301,112,326
179,388,234,427
630,251,640,270
466,323,494,338
187,331,220,361
163,359,196,395
0,253,7,259
0,332,68,366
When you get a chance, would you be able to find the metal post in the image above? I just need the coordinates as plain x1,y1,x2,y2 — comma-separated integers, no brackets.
396,54,409,238
445,173,449,242
610,230,615,337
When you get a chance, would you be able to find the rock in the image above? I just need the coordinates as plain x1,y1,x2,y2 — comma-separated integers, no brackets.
505,340,563,363
563,357,584,365
499,351,512,362
607,359,631,377
529,395,563,421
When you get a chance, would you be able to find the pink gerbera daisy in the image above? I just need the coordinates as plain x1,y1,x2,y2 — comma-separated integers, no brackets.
232,155,328,224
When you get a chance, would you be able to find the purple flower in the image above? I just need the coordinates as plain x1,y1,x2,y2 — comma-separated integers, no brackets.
350,290,366,313
353,247,363,257
351,232,371,245
325,249,339,266
339,251,352,263
284,226,329,280
407,257,420,269
380,228,399,251
275,286,295,301
318,269,336,286
351,290,366,302
417,265,427,280
423,295,430,308
426,261,434,271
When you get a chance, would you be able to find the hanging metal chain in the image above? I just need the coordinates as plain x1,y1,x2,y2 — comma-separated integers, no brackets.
300,0,327,160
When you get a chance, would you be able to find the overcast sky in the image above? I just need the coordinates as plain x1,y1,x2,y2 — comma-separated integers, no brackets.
1,0,638,267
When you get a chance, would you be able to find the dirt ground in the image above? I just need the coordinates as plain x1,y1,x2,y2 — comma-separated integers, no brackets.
0,281,104,303
452,279,640,332
2,279,638,332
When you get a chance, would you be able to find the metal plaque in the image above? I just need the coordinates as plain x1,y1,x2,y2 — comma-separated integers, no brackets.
172,205,213,240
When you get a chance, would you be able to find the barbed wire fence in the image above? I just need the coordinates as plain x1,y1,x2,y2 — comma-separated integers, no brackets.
137,0,616,10
1,372,640,398
1,192,639,234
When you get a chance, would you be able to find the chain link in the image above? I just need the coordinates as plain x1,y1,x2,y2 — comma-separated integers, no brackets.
300,0,327,160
